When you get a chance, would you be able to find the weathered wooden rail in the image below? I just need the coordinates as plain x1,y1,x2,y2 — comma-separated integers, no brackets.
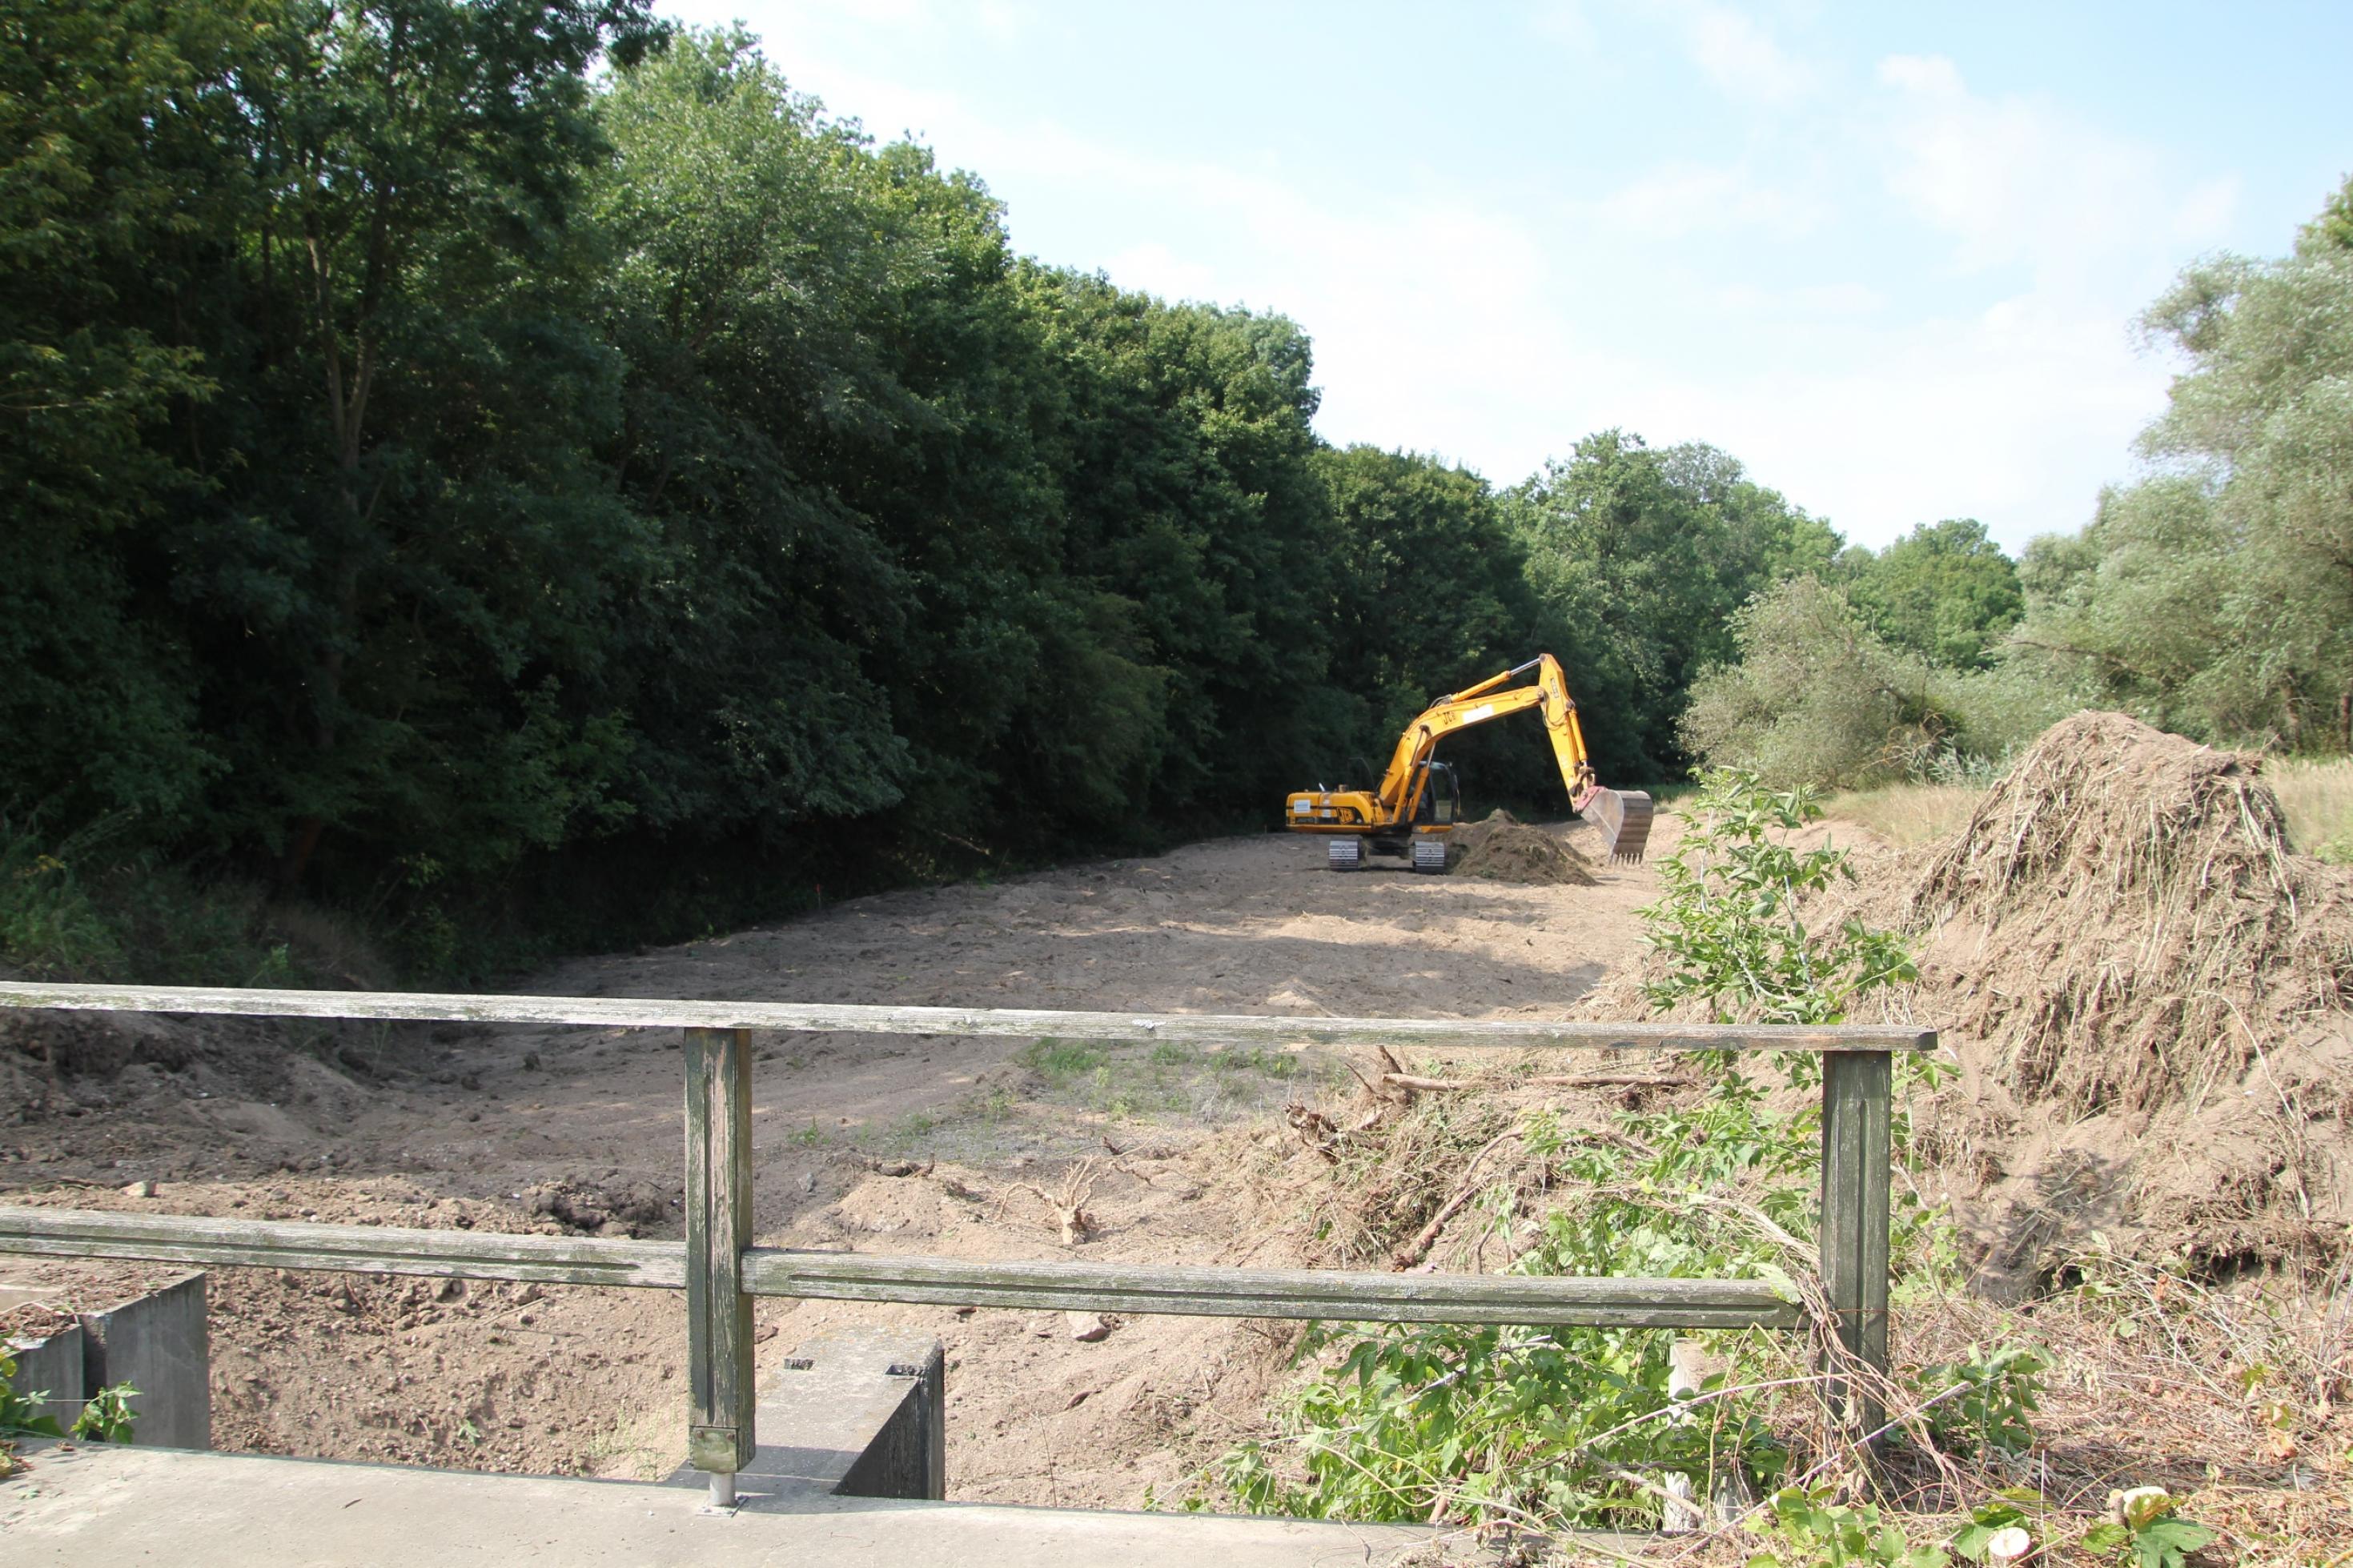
0,981,1925,1506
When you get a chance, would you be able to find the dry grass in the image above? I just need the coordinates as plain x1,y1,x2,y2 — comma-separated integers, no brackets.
1825,783,1986,847
2270,756,2353,862
1826,754,2352,863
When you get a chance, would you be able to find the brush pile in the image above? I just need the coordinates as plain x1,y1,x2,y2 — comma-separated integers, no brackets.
1887,713,2353,1283
1907,711,2353,1116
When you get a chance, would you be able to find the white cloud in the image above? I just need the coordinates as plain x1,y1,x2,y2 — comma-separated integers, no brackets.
1873,53,2234,284
1590,160,1825,238
1662,1,1817,106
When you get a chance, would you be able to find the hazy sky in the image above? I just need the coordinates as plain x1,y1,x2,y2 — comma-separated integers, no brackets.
653,1,2352,551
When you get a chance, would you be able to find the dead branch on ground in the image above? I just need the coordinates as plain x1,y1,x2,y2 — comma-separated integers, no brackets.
1391,1129,1523,1270
1006,1157,1102,1245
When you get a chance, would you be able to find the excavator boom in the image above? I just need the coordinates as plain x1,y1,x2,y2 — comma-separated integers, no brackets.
1283,654,1653,868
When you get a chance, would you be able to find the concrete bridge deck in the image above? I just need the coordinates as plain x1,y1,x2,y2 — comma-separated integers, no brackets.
2,1442,1453,1566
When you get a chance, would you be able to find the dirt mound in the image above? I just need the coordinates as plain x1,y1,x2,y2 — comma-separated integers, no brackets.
1450,810,1595,885
1907,711,2353,1117
1889,712,2353,1284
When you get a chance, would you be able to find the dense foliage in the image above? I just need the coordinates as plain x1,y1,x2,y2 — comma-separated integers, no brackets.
14,4,2333,971
1838,519,2022,672
1,4,1866,972
1680,576,2071,789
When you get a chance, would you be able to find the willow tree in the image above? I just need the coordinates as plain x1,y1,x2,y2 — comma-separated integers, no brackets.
2016,176,2353,749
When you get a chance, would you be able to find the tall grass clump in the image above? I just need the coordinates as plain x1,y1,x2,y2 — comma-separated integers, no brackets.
1827,784,1986,848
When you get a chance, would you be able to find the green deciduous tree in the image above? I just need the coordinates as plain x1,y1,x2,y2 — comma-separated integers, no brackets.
1843,518,2023,670
0,0,247,824
1506,431,1840,780
1681,576,2069,788
2012,174,2353,752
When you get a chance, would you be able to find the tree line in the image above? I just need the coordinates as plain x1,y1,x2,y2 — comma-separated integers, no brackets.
0,2,1859,969
1688,178,2353,789
4,2,2343,972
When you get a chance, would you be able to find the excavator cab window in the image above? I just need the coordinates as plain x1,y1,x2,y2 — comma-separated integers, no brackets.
1417,762,1461,825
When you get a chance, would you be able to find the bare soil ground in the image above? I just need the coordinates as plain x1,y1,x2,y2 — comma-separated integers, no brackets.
0,818,1658,1506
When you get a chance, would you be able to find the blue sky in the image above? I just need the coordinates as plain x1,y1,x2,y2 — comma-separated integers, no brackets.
654,1,2352,551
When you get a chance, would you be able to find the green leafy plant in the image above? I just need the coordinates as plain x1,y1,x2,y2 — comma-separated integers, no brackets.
1,1345,139,1461
1904,1345,2046,1458
69,1384,138,1445
2082,1489,2218,1568
1644,769,1921,1057
1745,1484,1949,1568
1946,1490,2043,1562
1214,772,1977,1534
1020,1037,1113,1083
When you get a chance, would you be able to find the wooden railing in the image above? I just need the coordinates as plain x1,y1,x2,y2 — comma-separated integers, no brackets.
0,981,1927,1506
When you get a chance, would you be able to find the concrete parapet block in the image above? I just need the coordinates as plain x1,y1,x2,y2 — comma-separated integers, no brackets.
834,1332,945,1502
78,1273,210,1450
7,1322,85,1432
666,1328,946,1503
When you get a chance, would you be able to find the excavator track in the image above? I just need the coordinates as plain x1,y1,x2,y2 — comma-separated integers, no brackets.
1583,787,1655,864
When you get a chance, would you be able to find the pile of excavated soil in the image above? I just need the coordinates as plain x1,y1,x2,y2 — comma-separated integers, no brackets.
1450,811,1595,885
1906,711,2353,1117
1890,713,2353,1285
1571,712,2353,1289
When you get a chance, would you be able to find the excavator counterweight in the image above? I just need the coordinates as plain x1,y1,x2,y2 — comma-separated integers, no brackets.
1282,655,1653,871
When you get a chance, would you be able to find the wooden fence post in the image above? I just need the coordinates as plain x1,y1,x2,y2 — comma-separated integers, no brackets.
1818,1049,1891,1446
685,1026,756,1506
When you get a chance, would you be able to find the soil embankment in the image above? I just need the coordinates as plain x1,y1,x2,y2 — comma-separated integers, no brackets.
1886,712,2353,1289
11,727,2343,1516
0,819,1648,1504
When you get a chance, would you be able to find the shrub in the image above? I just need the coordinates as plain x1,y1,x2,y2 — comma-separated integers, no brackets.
1681,577,2075,789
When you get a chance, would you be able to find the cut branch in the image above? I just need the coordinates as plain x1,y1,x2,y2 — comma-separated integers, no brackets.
1391,1130,1521,1270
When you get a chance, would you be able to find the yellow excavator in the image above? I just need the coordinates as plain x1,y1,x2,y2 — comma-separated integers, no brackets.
1283,654,1653,872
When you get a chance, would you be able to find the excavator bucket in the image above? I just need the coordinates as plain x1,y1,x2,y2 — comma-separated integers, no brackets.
1582,787,1655,864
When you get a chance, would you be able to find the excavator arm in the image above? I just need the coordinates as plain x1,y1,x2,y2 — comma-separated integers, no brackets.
1375,656,1600,820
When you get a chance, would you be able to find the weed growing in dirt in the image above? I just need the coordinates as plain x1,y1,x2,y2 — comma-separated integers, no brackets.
2081,1489,2218,1568
1019,1036,1310,1125
1903,1344,2044,1458
1021,1037,1112,1082
1745,1484,1949,1568
1643,770,1920,1053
